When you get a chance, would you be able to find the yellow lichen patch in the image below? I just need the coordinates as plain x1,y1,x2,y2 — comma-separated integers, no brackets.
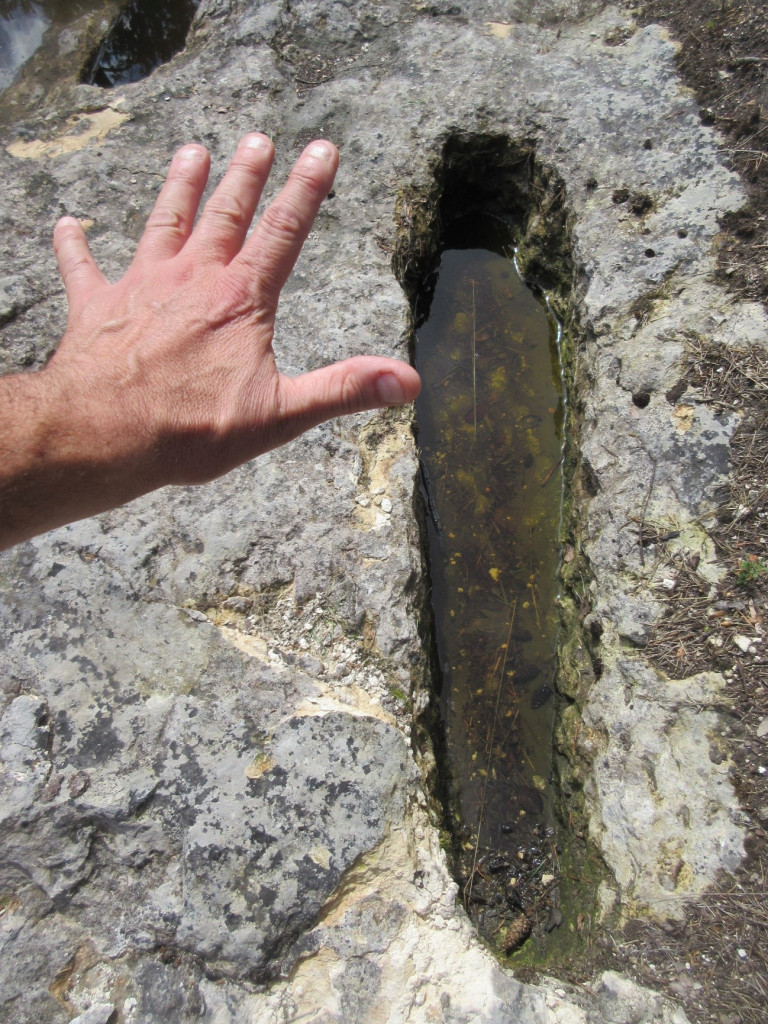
675,860,695,891
218,626,270,664
487,21,513,38
48,941,100,1013
672,403,695,433
7,106,130,161
294,681,397,727
0,892,21,915
245,753,275,780
656,840,689,892
205,606,242,627
309,845,331,870
353,418,414,531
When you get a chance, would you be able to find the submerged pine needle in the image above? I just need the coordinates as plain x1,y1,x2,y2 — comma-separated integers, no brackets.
465,600,518,908
471,279,477,437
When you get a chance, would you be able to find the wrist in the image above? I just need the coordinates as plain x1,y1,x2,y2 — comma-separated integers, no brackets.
0,365,158,548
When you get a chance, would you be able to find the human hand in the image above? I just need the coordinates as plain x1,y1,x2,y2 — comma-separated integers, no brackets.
0,135,421,548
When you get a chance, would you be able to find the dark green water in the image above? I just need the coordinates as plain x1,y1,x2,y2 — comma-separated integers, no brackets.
415,220,565,947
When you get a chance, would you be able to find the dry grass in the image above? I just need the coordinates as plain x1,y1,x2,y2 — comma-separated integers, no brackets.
647,551,716,678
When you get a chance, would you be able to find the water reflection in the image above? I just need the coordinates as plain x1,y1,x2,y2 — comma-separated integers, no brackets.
0,2,48,92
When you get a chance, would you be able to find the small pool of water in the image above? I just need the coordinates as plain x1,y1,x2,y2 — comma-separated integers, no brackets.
0,0,199,98
0,2,49,93
81,0,199,88
415,215,566,950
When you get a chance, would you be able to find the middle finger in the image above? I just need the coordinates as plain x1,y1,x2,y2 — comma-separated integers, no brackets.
188,133,275,263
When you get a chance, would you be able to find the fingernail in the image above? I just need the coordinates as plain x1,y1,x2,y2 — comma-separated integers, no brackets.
376,373,406,406
307,141,333,161
178,145,206,161
244,133,271,151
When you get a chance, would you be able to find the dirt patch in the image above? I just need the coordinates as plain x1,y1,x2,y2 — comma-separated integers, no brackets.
605,4,768,1021
638,0,768,305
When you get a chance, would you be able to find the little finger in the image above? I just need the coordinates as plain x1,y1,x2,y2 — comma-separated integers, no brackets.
53,216,108,317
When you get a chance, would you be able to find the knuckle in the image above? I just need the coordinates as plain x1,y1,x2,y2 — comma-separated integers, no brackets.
291,165,327,195
259,200,304,245
338,370,366,415
54,222,84,253
65,251,92,274
170,166,202,189
208,275,255,325
205,191,250,231
146,207,186,236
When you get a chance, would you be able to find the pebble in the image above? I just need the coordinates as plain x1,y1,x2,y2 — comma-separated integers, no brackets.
757,717,768,738
734,634,755,653
69,1007,116,1024
381,498,393,513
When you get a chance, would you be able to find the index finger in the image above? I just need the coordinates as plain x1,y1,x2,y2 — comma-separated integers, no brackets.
230,140,338,312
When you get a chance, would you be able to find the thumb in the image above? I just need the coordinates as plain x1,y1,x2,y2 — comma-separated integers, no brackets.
276,356,421,441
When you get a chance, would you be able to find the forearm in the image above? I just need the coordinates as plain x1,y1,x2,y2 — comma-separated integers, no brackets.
0,368,157,549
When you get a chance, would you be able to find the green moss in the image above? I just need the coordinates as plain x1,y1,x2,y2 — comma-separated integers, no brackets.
507,833,611,970
735,555,768,586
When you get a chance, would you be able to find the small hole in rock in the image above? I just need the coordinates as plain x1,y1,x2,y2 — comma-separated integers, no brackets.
632,391,651,409
644,248,656,258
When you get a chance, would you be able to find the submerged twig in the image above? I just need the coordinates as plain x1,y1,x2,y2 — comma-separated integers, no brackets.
540,453,563,488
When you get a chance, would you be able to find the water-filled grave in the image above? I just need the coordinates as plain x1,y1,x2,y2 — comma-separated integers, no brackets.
411,175,569,953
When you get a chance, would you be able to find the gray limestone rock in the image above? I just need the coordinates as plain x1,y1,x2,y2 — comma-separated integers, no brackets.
0,0,758,1020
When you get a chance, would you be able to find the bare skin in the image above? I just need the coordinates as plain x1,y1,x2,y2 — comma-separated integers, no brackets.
0,134,421,550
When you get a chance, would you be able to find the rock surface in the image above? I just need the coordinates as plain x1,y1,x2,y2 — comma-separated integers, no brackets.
0,0,757,1020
